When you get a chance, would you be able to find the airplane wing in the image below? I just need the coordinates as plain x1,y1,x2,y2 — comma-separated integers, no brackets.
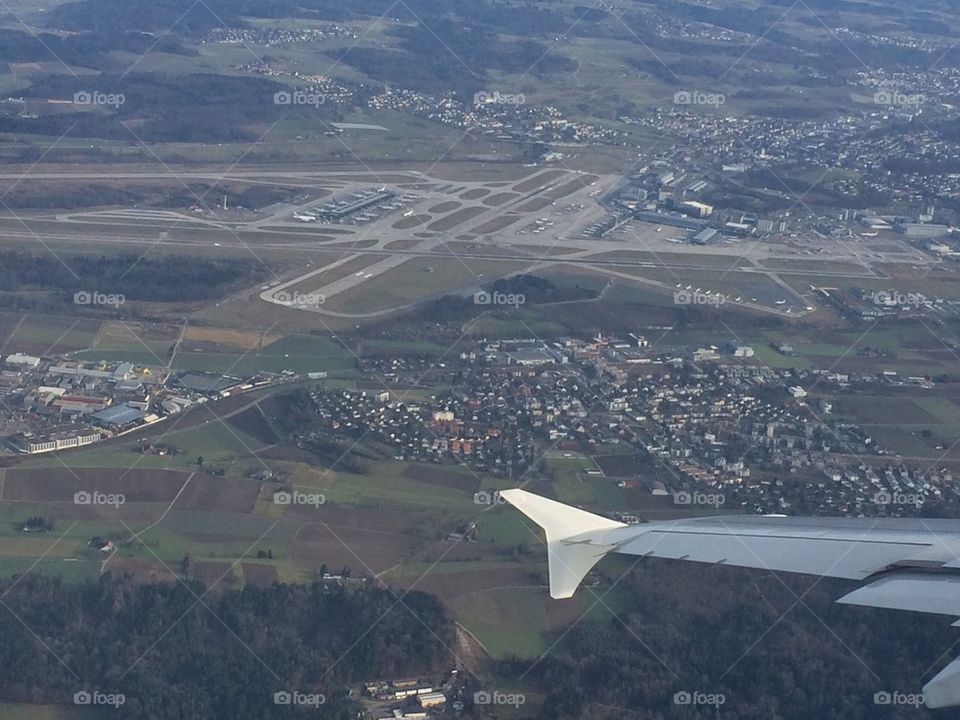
499,488,960,709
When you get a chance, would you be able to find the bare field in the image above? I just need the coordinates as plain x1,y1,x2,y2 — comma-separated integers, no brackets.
290,522,421,575
241,562,280,585
179,476,261,513
2,467,259,513
3,467,190,503
184,326,281,350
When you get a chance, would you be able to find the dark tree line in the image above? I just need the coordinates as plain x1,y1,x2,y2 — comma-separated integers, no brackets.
0,251,269,304
504,560,958,719
0,574,453,719
0,27,192,70
9,73,314,144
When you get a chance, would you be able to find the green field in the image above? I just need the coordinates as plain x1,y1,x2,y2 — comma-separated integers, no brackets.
0,702,95,720
172,333,357,375
2,314,101,355
323,257,533,315
52,327,358,377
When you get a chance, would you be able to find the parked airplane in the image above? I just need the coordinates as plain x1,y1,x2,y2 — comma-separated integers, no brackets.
500,488,960,708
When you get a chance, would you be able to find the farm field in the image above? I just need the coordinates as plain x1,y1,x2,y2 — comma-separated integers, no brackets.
0,313,102,355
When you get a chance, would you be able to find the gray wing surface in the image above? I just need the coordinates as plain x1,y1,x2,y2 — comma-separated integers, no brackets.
499,488,960,709
613,514,960,579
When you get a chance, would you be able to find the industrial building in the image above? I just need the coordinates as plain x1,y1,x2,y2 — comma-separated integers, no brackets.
896,221,950,238
691,228,720,245
316,189,395,221
15,427,102,454
91,403,149,428
681,200,714,218
4,353,40,368
633,210,707,231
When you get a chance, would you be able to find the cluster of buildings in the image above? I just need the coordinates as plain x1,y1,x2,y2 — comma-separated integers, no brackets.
366,85,622,146
625,105,960,234
0,353,278,455
226,57,624,150
307,388,537,478
836,27,957,54
213,20,960,233
299,187,416,225
822,287,960,321
646,10,757,43
362,670,466,718
206,25,355,46
231,63,357,106
598,161,788,242
611,362,940,515
229,50,625,150
854,66,960,96
328,333,956,518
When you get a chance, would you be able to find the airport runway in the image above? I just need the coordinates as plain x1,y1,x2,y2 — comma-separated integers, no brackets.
0,164,935,321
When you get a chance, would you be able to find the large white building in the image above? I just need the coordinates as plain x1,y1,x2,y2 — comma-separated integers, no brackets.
5,353,40,368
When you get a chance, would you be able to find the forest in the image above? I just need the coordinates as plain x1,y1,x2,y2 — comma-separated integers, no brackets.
0,252,270,306
505,560,953,719
0,575,453,719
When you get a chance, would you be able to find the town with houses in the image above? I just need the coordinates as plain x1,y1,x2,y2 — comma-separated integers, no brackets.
4,325,947,527
301,332,955,522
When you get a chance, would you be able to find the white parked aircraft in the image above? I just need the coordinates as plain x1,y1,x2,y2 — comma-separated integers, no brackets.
500,488,960,708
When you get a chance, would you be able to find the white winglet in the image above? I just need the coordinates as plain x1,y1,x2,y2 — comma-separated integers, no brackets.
925,655,960,709
499,488,626,599
500,488,960,709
